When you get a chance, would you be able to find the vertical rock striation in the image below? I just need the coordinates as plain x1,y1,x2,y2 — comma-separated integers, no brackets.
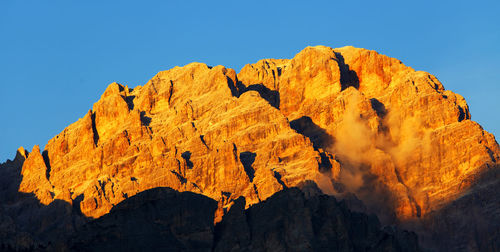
0,45,498,251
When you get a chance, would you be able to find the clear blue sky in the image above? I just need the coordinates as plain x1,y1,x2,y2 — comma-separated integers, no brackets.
1,1,499,162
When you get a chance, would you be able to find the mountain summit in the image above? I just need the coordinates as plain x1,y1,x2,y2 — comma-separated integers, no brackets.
1,46,498,251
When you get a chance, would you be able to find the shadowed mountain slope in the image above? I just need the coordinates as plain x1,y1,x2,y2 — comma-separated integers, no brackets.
1,45,498,251
68,186,419,252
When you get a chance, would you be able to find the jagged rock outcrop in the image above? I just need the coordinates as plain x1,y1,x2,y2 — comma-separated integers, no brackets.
69,187,218,251
214,186,419,252
67,187,419,252
0,45,498,251
18,145,53,205
29,63,324,221
238,46,499,250
0,147,27,203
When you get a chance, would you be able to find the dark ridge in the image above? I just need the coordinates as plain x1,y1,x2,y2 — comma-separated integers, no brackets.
175,159,181,171
140,111,151,126
229,77,280,109
168,80,174,105
485,146,497,163
72,194,84,216
419,168,500,251
227,76,241,97
221,191,232,198
117,84,125,92
192,182,203,193
69,187,217,251
0,193,91,250
232,143,238,162
319,151,333,173
123,95,135,110
18,148,29,160
273,170,287,189
243,83,280,109
370,98,387,118
0,150,26,202
2,149,27,167
181,151,194,169
334,52,360,90
41,150,51,182
90,112,99,147
458,106,466,122
213,187,420,252
0,183,421,251
253,184,261,202
277,66,282,76
290,116,333,150
98,180,109,202
239,152,256,182
200,135,209,149
170,170,187,184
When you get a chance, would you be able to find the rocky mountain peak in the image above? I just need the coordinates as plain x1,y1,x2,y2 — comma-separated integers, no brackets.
1,45,498,251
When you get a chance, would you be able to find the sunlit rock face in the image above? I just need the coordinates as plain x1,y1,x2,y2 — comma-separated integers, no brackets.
238,46,499,251
239,45,496,219
1,45,498,251
30,63,324,222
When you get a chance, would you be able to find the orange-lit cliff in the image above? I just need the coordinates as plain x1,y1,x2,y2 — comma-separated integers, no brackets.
1,46,498,251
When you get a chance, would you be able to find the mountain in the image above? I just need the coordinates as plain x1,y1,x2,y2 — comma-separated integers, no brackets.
69,186,419,252
0,45,498,251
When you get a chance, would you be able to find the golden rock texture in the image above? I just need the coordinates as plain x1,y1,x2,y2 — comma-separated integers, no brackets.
19,63,324,221
238,46,499,251
240,46,498,217
2,45,499,251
